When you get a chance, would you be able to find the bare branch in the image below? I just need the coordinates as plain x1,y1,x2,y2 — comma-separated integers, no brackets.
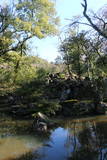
82,0,107,39
92,14,107,30
69,20,92,27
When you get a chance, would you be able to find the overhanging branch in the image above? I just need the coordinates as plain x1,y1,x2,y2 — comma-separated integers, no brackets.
82,0,107,39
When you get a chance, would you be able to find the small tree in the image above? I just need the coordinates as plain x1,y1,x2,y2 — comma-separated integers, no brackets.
59,31,97,78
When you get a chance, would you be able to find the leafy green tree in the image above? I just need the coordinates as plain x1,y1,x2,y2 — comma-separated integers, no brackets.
59,30,105,78
0,0,59,56
60,31,91,78
96,54,107,75
0,0,59,83
0,52,57,84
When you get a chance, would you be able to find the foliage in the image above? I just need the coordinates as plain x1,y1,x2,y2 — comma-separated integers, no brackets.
96,54,107,75
0,0,59,56
0,53,56,85
59,29,107,78
0,0,59,90
65,1,107,78
60,32,89,77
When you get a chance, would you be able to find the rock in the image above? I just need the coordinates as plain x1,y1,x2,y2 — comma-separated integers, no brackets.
37,112,48,121
32,112,49,132
33,120,47,132
61,100,106,116
100,102,107,108
96,102,107,114
36,122,47,132
32,112,57,132
60,88,70,101
8,96,14,104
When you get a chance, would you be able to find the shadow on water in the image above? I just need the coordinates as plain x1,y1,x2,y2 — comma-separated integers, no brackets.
1,115,107,160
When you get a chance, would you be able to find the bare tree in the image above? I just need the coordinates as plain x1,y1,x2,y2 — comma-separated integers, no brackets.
81,0,107,39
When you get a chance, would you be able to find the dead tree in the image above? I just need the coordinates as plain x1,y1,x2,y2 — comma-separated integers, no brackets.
81,0,107,39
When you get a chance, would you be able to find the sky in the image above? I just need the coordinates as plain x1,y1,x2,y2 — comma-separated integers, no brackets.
30,0,107,62
0,0,107,62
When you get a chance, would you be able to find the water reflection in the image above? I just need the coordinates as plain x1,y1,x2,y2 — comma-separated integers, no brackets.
1,116,107,160
67,120,107,160
0,118,51,160
36,116,107,160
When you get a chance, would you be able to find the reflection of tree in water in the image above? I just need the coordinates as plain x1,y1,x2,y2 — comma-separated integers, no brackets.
65,120,107,160
64,122,79,158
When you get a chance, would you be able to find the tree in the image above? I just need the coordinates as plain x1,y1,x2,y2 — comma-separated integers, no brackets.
0,0,59,56
96,54,107,75
69,0,107,39
0,0,59,83
59,30,104,78
60,31,91,78
81,0,107,39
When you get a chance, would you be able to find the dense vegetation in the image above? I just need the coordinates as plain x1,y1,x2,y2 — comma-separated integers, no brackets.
0,0,60,118
0,0,107,119
0,1,107,160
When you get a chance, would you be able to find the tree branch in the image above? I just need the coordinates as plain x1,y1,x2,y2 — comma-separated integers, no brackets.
0,35,32,56
69,20,92,27
82,0,107,39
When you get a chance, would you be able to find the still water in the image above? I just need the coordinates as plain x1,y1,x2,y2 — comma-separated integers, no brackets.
1,115,107,160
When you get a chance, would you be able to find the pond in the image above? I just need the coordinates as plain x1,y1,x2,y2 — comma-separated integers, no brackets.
1,115,107,160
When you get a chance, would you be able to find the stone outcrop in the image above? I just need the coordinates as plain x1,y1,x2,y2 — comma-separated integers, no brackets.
60,100,107,116
32,112,57,132
48,75,107,116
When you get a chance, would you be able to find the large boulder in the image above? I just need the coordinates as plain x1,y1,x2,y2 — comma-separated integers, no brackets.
32,112,57,132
